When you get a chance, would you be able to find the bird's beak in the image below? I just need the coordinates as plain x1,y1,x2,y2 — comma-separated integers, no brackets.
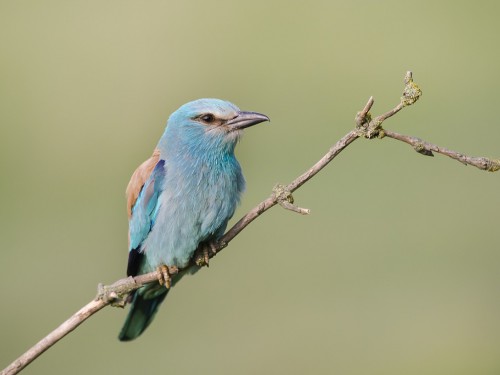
226,111,270,130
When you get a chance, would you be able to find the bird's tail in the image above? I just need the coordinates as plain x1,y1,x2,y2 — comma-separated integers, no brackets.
118,288,168,341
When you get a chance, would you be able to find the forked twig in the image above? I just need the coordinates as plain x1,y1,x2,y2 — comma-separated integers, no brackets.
3,71,498,375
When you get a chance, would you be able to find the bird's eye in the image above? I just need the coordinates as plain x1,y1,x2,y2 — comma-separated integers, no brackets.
201,114,215,123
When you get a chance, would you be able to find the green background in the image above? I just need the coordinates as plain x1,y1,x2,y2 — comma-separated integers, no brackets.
1,1,500,374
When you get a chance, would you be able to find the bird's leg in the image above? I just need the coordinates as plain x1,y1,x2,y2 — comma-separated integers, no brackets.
194,241,218,267
203,241,218,265
156,265,178,289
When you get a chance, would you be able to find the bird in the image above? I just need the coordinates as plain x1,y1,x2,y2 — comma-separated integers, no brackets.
119,98,269,341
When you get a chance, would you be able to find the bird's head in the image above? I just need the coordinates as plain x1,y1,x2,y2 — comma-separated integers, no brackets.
159,98,269,155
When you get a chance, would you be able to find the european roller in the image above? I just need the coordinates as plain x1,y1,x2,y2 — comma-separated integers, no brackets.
119,98,269,341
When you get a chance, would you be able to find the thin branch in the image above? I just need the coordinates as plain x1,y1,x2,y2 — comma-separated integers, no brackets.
383,129,500,171
3,71,498,375
0,117,365,375
0,74,411,375
0,127,362,375
1,300,107,375
355,96,374,126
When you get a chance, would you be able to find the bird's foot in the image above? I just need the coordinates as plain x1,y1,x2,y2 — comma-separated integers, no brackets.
194,241,218,267
156,265,178,289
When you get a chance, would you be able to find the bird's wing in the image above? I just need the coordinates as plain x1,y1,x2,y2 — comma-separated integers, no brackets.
126,148,161,218
127,155,165,276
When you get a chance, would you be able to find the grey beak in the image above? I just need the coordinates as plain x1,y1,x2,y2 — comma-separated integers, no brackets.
226,111,270,130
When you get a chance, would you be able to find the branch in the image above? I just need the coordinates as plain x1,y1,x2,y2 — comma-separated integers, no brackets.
1,128,366,375
0,300,108,375
2,71,498,375
0,126,362,375
383,130,500,171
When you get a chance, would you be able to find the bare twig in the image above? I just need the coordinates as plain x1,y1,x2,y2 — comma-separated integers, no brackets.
355,71,421,139
3,71,498,375
0,121,365,375
355,96,374,127
383,130,500,171
0,126,361,375
1,300,107,375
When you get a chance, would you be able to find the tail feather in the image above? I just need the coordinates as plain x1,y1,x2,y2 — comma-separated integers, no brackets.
118,289,168,341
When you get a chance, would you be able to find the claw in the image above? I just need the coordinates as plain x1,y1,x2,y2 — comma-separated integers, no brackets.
203,241,219,266
156,265,178,289
203,246,210,267
194,241,218,267
209,241,218,255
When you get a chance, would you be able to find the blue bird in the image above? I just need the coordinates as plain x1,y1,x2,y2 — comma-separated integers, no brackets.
119,98,269,341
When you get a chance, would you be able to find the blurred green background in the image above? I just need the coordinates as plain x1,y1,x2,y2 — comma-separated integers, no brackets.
1,1,500,374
